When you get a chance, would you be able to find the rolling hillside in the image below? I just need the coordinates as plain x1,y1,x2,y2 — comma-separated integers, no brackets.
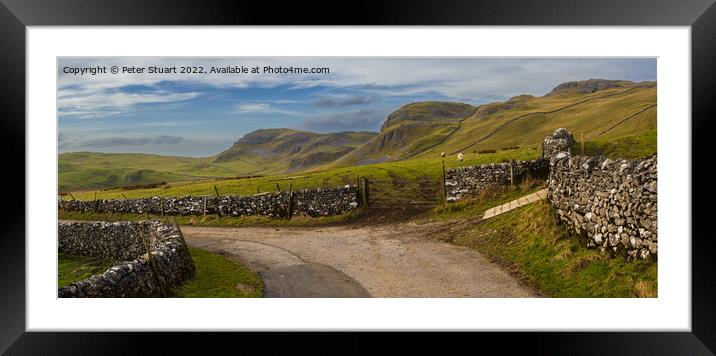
331,79,656,167
214,129,376,172
59,130,376,191
58,152,263,192
59,79,656,192
331,101,477,166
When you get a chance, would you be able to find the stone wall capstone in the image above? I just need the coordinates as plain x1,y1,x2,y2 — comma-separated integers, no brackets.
58,221,196,297
445,159,549,201
542,127,574,158
59,185,359,218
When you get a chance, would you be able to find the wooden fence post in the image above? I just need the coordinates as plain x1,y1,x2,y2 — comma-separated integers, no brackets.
287,182,293,220
365,177,370,208
68,192,75,201
360,177,369,209
510,160,515,186
203,196,207,220
214,185,219,197
356,175,361,207
276,183,281,192
442,159,447,199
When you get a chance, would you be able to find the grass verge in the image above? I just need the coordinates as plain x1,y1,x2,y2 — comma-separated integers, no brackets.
172,247,263,298
59,210,359,228
431,196,657,298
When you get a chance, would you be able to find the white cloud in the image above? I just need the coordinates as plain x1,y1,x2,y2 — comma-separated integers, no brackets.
58,58,655,105
58,87,200,119
233,102,304,116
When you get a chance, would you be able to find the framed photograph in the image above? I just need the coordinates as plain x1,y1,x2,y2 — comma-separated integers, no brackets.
2,0,714,354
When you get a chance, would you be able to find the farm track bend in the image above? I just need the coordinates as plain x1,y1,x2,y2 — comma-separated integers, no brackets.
180,221,537,298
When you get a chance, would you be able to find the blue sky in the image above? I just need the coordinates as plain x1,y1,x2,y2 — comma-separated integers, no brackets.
58,58,656,157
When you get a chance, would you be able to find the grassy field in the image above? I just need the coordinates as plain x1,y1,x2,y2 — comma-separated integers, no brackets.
63,124,655,203
58,247,263,297
429,195,657,298
59,151,264,192
64,147,541,201
58,253,115,287
576,129,657,159
59,130,376,192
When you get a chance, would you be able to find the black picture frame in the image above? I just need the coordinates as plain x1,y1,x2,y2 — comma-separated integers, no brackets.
1,0,714,354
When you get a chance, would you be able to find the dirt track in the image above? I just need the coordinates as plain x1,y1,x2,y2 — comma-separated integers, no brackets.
181,220,537,298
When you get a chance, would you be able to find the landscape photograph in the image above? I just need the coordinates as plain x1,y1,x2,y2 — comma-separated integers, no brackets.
57,57,657,298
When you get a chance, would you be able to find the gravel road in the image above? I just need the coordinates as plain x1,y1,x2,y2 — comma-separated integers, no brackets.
181,220,537,298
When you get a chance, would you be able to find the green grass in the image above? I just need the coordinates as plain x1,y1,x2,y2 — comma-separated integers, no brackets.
58,151,268,192
64,148,540,201
430,180,545,221
59,210,359,228
412,83,656,158
573,129,657,160
430,195,657,298
59,130,376,192
58,253,115,287
172,247,263,298
58,248,263,297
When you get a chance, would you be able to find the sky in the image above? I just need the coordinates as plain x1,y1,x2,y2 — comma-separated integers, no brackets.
58,57,656,157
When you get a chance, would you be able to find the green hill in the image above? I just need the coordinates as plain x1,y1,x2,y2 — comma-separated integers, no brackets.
59,79,656,192
58,152,262,192
59,130,376,191
213,129,376,171
331,101,477,166
332,79,656,166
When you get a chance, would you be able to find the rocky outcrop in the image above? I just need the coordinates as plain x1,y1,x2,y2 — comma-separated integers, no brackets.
546,79,629,96
58,221,195,298
380,101,475,131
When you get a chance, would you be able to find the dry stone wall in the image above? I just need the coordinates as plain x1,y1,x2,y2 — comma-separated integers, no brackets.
445,159,549,201
58,221,195,298
548,153,658,260
542,128,658,260
59,185,359,218
445,128,658,261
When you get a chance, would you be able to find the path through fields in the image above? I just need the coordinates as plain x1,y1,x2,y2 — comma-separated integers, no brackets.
181,221,537,298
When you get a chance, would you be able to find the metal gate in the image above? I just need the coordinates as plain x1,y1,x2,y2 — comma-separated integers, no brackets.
358,176,443,209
